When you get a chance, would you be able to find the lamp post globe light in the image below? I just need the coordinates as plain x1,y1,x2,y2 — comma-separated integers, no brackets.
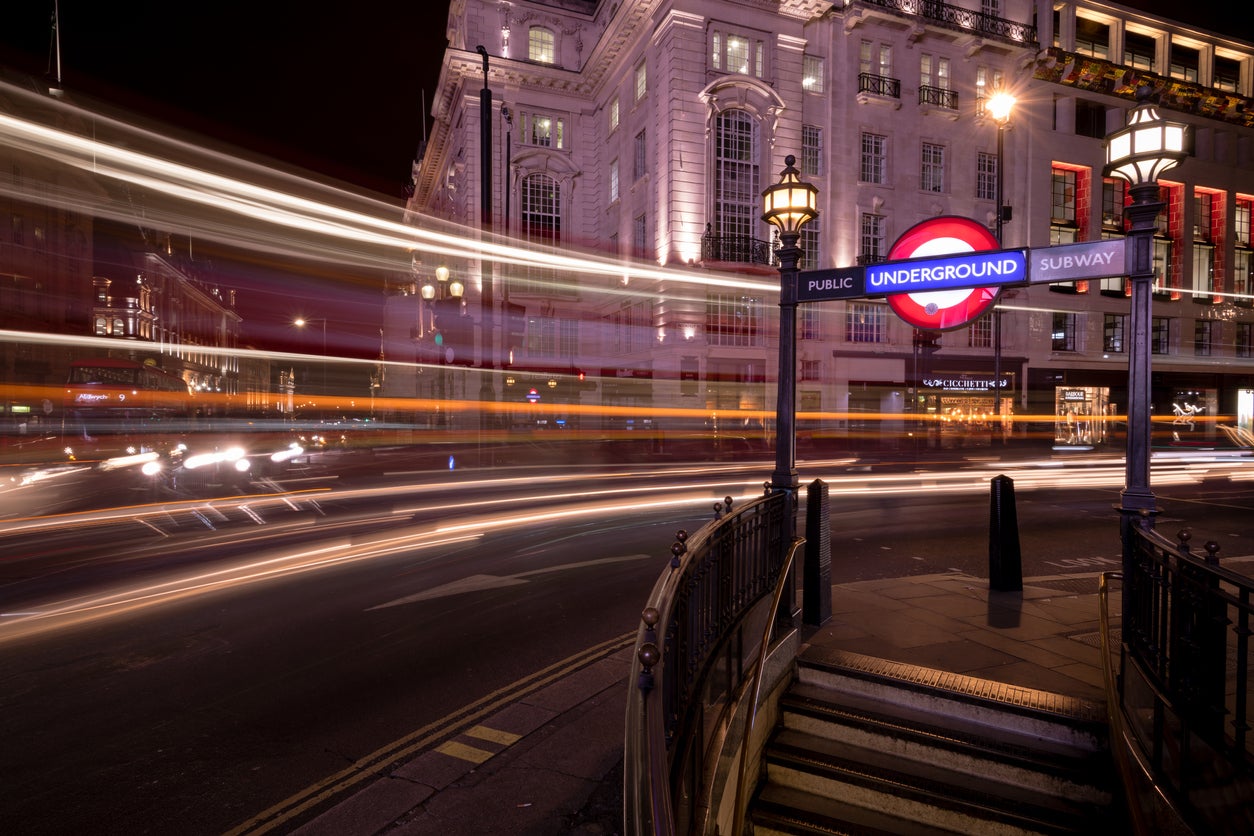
987,89,1015,436
761,154,818,497
1103,85,1189,526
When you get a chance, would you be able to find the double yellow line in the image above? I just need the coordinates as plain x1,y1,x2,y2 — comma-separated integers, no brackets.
226,631,636,835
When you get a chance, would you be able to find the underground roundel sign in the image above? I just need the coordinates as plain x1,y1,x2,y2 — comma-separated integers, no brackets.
884,216,1001,331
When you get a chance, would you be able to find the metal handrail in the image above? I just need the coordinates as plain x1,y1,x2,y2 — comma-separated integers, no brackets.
731,536,806,836
624,490,790,836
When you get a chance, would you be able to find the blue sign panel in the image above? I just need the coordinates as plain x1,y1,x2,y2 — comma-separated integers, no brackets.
865,249,1028,295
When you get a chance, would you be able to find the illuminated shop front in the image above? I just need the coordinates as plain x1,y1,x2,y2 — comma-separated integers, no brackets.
920,373,1014,447
1054,386,1111,449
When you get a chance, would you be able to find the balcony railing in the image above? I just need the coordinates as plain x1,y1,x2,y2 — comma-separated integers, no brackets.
919,84,959,110
860,0,1037,45
701,228,776,266
858,72,901,99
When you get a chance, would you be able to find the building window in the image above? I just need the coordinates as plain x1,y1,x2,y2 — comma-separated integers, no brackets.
1075,17,1110,59
921,142,945,193
609,159,619,203
520,173,561,293
527,316,578,358
1051,312,1077,351
1169,43,1199,83
861,132,887,184
1051,167,1077,226
968,316,992,348
1152,317,1170,354
1235,198,1252,305
803,54,824,93
521,112,564,149
634,60,647,101
800,360,821,381
706,293,762,347
800,306,822,341
977,152,997,201
633,130,647,181
1194,320,1215,356
712,110,759,252
633,213,647,258
799,219,820,271
1214,56,1241,93
1102,178,1126,231
1103,314,1126,352
859,213,885,264
1075,100,1106,139
846,302,886,343
711,31,764,78
801,125,822,177
528,27,555,64
1124,31,1156,71
1237,323,1252,358
608,97,619,133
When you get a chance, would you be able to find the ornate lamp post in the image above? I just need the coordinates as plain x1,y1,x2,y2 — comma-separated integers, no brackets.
761,155,818,498
1104,86,1189,525
987,89,1015,436
420,266,464,426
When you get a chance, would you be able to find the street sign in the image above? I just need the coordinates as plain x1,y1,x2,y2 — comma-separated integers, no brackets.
797,266,866,302
1029,238,1125,284
885,216,1004,331
865,248,1027,294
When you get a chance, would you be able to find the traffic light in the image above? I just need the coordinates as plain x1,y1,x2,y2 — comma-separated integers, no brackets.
434,307,474,366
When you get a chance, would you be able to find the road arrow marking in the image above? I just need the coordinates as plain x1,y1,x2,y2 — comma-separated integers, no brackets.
367,553,653,610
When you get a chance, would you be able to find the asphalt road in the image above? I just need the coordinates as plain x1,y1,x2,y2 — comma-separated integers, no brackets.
2,455,1252,833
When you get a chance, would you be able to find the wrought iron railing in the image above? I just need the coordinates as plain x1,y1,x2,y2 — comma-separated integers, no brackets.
624,490,794,836
1103,526,1254,833
919,83,960,110
859,0,1038,45
701,231,776,266
858,72,901,99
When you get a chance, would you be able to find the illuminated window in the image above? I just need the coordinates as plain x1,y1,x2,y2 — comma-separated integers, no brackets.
1169,43,1199,83
1124,31,1156,71
859,213,885,264
1075,18,1110,59
520,174,561,294
1235,198,1252,305
609,159,619,203
803,55,824,93
608,97,619,133
711,30,765,78
522,112,564,149
634,60,647,101
528,27,555,64
1214,56,1241,93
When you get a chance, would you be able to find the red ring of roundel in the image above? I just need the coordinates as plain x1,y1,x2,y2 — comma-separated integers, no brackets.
884,215,1002,331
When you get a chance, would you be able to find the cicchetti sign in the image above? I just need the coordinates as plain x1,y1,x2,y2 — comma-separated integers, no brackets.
883,216,1005,331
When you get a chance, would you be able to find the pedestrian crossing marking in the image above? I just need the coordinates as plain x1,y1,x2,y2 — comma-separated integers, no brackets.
436,740,494,764
466,725,520,746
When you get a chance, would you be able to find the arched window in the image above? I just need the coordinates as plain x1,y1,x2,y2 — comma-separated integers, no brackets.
520,173,561,294
711,109,761,263
528,27,555,64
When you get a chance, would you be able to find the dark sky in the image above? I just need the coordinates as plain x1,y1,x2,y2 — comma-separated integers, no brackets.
0,1,450,196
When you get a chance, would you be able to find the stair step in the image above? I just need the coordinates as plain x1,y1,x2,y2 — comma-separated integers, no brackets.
762,731,1113,835
796,648,1106,750
782,684,1111,804
753,783,954,836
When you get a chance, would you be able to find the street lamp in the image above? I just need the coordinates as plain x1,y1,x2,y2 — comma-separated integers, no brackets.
987,89,1015,437
293,317,327,397
761,155,818,497
420,266,464,426
1104,85,1189,525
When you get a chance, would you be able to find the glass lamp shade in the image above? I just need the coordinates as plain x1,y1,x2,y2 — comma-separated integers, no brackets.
449,279,465,298
420,283,436,300
1104,95,1189,186
761,155,818,234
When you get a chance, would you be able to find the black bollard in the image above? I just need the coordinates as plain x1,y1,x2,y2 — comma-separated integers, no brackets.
804,479,831,626
989,474,1022,591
